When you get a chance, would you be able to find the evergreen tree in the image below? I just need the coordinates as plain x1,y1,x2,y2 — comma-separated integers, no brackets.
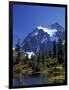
45,49,49,58
42,53,45,65
45,39,49,58
49,51,52,58
62,43,65,66
31,55,36,68
15,40,21,64
37,54,40,65
57,39,64,64
53,40,56,58
24,54,28,64
26,54,28,61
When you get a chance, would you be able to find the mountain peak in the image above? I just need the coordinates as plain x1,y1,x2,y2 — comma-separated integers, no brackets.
37,25,42,29
49,22,64,31
54,22,60,25
51,22,61,27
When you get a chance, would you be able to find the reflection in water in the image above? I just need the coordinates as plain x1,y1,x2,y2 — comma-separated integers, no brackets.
13,75,49,87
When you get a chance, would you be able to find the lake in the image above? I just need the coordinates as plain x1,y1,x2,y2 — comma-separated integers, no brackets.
13,75,49,87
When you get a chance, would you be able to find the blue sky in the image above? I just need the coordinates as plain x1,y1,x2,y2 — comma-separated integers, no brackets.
13,4,65,47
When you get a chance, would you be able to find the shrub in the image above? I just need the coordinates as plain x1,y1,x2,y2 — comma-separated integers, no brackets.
15,68,21,73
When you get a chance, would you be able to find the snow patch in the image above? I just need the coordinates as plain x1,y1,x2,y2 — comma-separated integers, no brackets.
35,32,38,36
32,32,38,36
50,36,59,42
62,40,65,45
41,37,47,43
37,26,57,37
26,52,35,59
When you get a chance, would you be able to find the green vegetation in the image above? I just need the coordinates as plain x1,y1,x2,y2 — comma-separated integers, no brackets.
15,39,21,64
15,68,21,74
13,38,65,84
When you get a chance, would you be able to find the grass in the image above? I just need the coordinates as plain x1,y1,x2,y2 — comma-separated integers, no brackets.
49,75,65,83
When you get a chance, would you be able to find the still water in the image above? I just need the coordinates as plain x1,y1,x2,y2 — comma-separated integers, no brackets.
13,75,49,87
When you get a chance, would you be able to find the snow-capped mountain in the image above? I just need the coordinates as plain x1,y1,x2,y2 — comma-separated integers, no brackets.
22,22,65,54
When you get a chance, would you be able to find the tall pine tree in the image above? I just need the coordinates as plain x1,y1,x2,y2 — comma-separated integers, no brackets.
57,39,64,64
15,40,21,64
42,53,45,66
37,54,40,66
53,40,56,58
